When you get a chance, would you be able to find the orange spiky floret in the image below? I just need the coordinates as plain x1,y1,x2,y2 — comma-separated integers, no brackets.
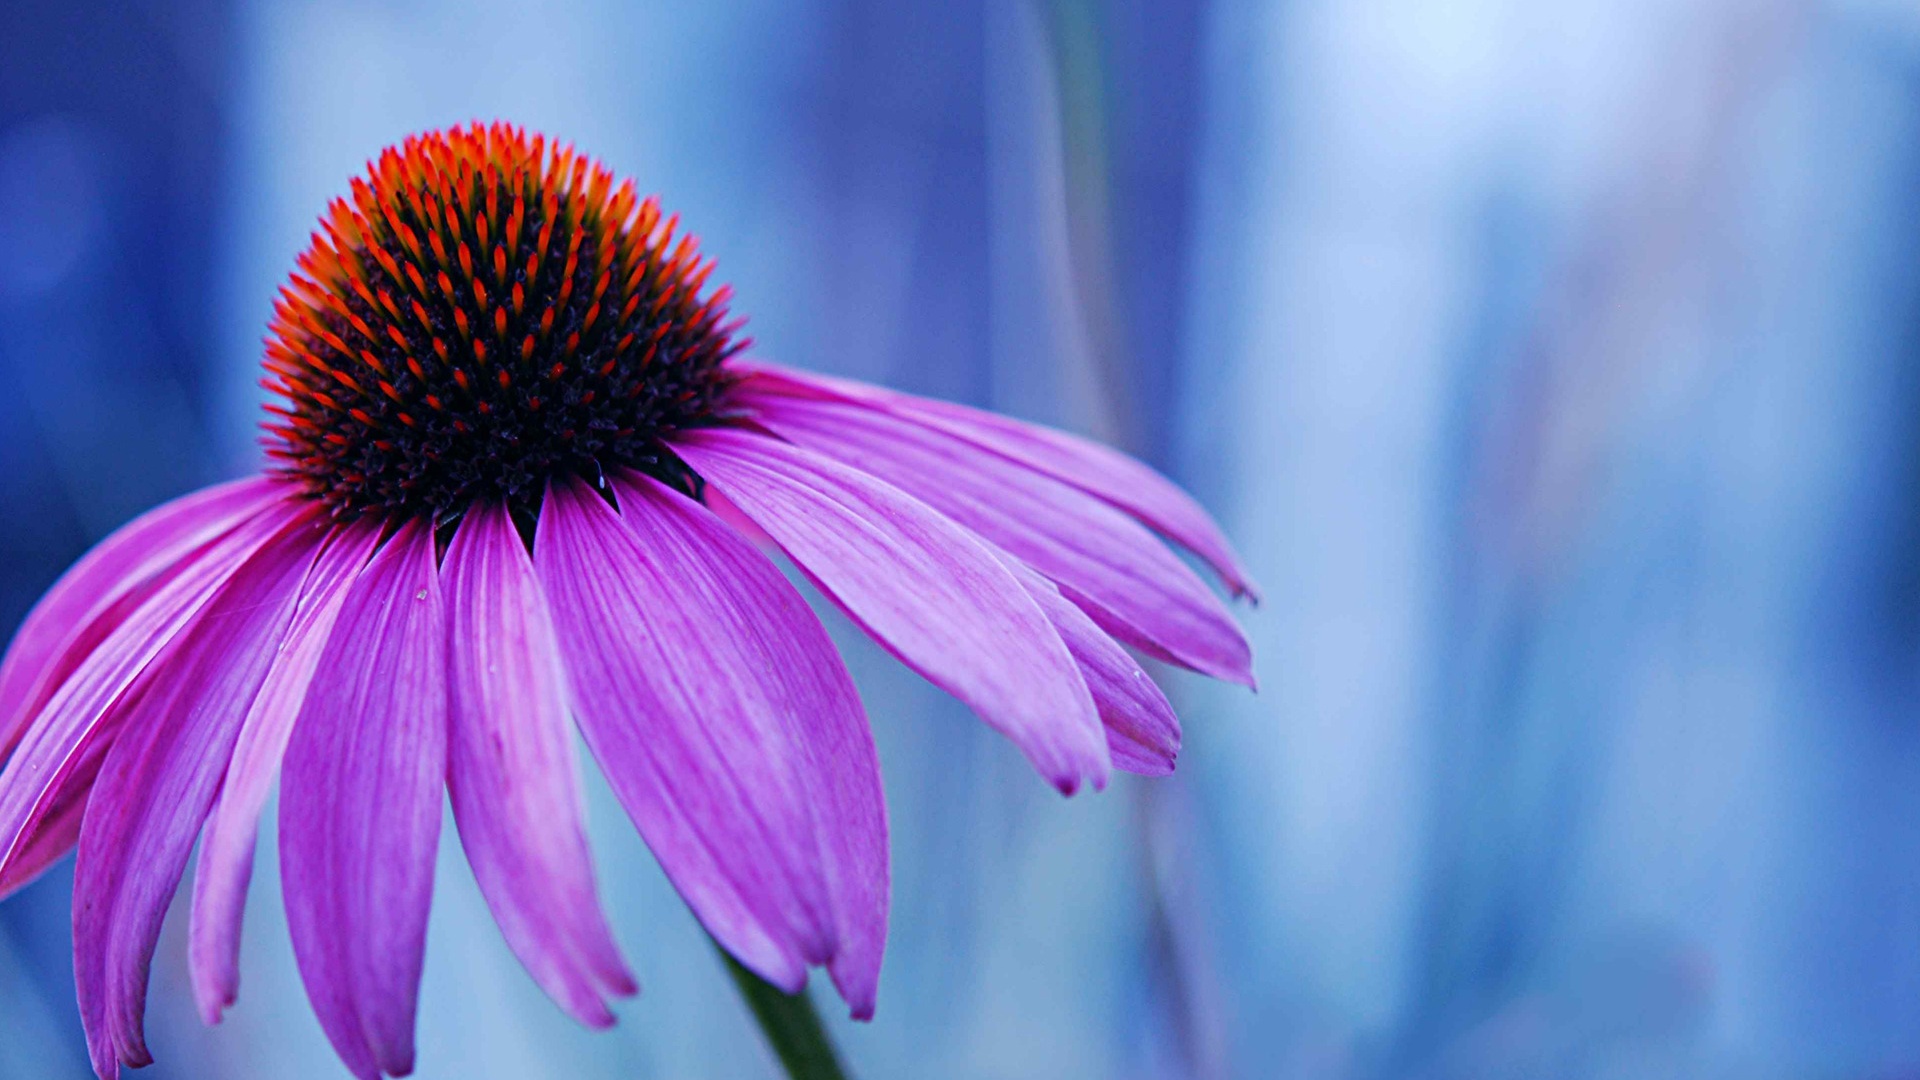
262,121,745,520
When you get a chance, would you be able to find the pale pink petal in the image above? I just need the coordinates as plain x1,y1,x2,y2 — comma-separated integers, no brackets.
1011,565,1180,777
673,428,1110,794
280,520,446,1080
741,389,1185,770
0,477,280,757
537,476,839,994
734,360,1259,600
0,498,301,886
740,388,1253,687
444,501,635,1028
609,471,889,1017
189,519,381,1024
71,510,328,1076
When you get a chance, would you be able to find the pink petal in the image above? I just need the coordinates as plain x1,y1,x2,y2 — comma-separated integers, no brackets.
537,476,849,996
0,471,288,895
72,510,329,1077
609,471,889,1018
280,519,446,1080
0,497,301,887
0,780,88,897
444,502,635,1028
739,388,1254,687
189,519,381,1025
1011,566,1180,777
734,360,1260,600
1,716,159,901
672,428,1109,794
0,477,280,758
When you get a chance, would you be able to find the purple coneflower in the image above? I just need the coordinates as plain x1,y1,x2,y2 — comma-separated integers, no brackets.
0,121,1256,1079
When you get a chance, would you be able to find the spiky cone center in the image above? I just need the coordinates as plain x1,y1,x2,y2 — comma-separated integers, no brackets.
261,122,748,522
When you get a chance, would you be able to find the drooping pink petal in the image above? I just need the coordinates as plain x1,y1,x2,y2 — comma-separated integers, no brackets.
0,769,95,898
739,388,1254,687
0,498,301,887
1010,565,1180,777
189,519,381,1025
537,476,846,996
444,501,635,1028
0,478,284,899
0,484,292,905
609,471,889,1017
71,510,329,1078
0,716,146,902
733,360,1260,600
280,520,446,1080
0,477,281,757
672,428,1110,794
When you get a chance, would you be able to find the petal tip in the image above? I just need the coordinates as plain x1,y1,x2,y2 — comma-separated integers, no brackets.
727,945,809,998
375,1047,417,1079
191,970,238,1028
827,960,880,1022
770,966,809,997
1219,659,1259,691
575,1000,620,1031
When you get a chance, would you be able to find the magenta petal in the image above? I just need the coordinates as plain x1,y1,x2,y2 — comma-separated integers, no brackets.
0,781,87,897
445,502,635,1028
189,519,380,1025
0,497,300,886
734,360,1260,600
1011,565,1180,777
72,511,328,1077
280,520,446,1080
672,428,1110,794
537,476,854,996
740,389,1254,687
609,471,889,1017
0,477,281,757
0,725,125,903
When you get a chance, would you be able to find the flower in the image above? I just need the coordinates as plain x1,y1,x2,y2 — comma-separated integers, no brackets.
0,121,1256,1080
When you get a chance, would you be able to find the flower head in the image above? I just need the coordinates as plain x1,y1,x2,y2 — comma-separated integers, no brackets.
0,121,1257,1080
264,123,740,518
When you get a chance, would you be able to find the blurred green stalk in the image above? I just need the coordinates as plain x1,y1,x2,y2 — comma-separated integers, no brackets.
720,947,852,1080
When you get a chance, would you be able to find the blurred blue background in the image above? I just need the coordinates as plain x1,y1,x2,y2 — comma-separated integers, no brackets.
3,0,1918,1076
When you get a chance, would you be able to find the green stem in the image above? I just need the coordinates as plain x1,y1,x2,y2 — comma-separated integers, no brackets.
719,947,853,1080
